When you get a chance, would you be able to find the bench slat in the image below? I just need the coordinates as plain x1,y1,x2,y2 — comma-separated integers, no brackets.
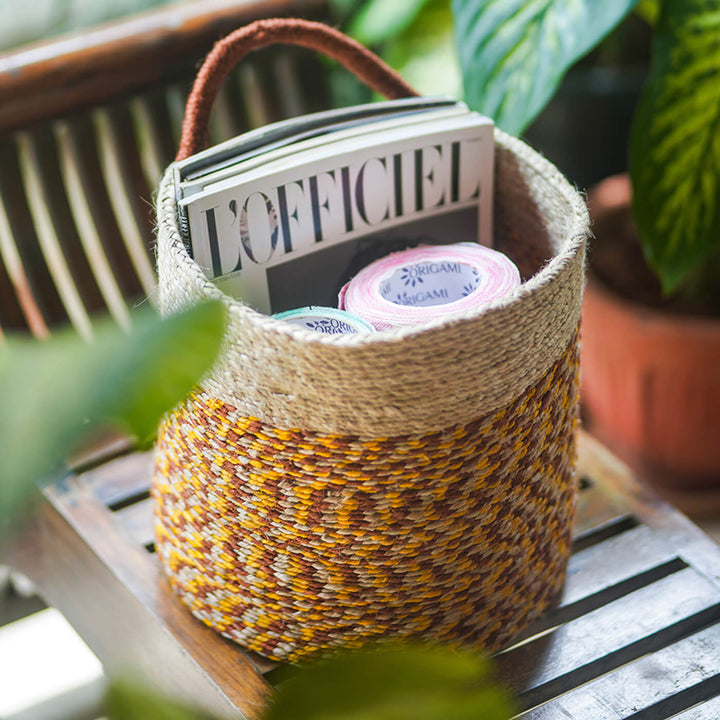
17,131,94,338
114,497,156,549
56,120,132,331
93,107,157,298
498,566,720,696
521,623,720,719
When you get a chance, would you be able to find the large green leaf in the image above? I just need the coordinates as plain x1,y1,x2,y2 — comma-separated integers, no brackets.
265,644,516,720
106,643,514,720
0,302,225,534
629,0,720,294
349,0,435,45
451,0,639,134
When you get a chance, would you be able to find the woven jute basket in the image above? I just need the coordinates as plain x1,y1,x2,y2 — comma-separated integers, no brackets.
153,19,590,663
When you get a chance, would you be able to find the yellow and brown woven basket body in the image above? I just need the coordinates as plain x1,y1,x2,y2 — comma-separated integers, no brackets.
152,19,590,663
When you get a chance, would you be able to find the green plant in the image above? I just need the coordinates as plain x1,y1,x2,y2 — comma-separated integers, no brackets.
451,0,720,303
107,644,516,720
331,0,463,101
0,301,226,535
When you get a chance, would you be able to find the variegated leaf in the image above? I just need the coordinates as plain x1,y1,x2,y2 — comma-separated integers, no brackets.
630,0,720,293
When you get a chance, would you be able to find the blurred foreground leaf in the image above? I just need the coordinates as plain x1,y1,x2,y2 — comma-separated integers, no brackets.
383,0,462,100
0,301,225,534
106,679,217,720
266,644,516,720
107,642,515,720
348,0,433,45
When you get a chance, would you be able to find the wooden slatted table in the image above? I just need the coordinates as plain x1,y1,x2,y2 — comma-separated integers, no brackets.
6,431,720,719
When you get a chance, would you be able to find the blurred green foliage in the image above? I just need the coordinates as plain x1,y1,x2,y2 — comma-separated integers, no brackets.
0,301,225,536
109,644,516,720
266,644,516,720
451,0,639,136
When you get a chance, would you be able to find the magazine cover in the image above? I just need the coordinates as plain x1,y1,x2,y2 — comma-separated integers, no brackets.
181,113,494,314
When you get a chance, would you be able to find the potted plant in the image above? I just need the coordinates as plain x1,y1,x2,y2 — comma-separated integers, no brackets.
450,0,720,501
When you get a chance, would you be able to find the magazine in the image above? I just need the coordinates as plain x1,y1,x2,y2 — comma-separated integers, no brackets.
177,103,494,315
176,100,468,202
174,96,459,190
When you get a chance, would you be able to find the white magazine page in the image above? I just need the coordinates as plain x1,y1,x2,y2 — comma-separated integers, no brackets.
179,103,470,200
183,113,494,314
175,96,459,187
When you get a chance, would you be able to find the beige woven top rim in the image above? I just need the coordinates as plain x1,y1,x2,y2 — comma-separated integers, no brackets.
160,128,587,346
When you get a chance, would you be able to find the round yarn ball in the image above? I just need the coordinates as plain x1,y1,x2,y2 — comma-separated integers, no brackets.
339,243,521,330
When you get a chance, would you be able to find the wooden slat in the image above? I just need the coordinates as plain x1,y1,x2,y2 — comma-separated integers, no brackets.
80,451,153,508
520,624,720,719
114,497,155,549
34,475,274,719
0,0,330,133
509,524,687,644
497,567,720,705
130,93,174,188
208,79,244,148
0,136,68,330
16,131,93,339
573,514,640,552
578,432,720,591
164,83,189,148
0,190,49,338
563,523,680,605
93,108,157,298
238,63,274,129
271,52,309,120
574,475,629,535
670,692,720,719
55,121,132,331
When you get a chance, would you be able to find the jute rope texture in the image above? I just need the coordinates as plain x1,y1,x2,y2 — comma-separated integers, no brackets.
154,332,580,661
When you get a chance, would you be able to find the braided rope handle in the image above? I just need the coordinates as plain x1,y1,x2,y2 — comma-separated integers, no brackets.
176,18,420,162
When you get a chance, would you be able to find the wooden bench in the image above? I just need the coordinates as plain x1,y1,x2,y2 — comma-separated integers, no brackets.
8,431,720,718
0,0,328,339
3,4,720,718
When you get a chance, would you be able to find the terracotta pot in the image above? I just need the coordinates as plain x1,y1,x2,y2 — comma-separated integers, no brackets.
581,177,720,498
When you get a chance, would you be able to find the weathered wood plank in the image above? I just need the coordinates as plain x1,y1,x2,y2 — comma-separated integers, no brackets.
16,130,94,339
0,188,50,337
508,523,686,644
575,479,629,536
564,523,680,606
92,106,157,298
81,451,153,508
578,432,720,592
669,691,720,720
41,475,274,718
113,497,155,549
56,119,133,330
0,0,329,133
496,567,720,703
520,623,720,719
